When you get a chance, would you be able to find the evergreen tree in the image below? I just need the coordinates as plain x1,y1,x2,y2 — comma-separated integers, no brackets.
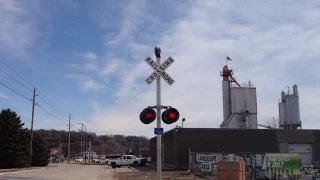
0,108,30,168
30,131,50,166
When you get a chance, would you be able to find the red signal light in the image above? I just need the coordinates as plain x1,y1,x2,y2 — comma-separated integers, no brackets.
145,111,154,119
162,108,179,124
140,108,156,124
168,111,177,120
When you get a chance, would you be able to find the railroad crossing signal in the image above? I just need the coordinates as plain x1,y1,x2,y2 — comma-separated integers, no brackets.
162,108,180,124
144,56,175,85
142,47,178,180
139,107,180,125
140,107,156,124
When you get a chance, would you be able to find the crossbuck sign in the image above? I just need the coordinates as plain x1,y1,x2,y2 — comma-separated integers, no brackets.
145,56,175,85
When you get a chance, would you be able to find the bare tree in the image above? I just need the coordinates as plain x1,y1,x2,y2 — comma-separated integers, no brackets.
265,116,279,128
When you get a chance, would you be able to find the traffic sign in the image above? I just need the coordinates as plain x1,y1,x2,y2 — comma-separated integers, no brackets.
154,128,164,135
145,56,175,86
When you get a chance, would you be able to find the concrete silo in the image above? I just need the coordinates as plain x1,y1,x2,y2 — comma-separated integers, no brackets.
220,65,258,129
278,84,302,129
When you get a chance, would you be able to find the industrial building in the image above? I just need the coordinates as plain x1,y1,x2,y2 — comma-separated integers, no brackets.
150,64,319,170
150,128,320,170
278,85,302,129
220,65,257,129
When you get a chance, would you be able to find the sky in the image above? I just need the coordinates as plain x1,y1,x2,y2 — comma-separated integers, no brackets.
0,0,320,138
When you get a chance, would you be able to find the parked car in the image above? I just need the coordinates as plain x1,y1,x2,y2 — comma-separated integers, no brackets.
93,157,107,163
52,156,64,163
75,157,84,162
107,155,146,168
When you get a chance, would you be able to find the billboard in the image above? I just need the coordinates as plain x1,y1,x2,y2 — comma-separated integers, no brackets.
265,153,300,175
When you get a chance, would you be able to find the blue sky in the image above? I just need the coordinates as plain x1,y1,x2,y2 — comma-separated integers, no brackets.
0,0,320,138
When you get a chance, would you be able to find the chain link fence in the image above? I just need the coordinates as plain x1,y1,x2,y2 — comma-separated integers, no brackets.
188,152,320,180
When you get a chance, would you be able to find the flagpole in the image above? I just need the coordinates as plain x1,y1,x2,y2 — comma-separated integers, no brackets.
226,55,228,65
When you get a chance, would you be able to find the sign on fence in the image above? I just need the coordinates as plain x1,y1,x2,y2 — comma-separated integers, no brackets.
190,152,302,179
200,163,212,172
196,154,221,163
265,153,300,175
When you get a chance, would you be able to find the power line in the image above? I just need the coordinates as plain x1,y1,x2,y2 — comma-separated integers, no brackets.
0,66,33,92
36,103,68,123
71,117,78,124
0,60,34,88
36,90,68,116
37,95,69,119
0,80,32,101
0,81,69,128
0,59,69,117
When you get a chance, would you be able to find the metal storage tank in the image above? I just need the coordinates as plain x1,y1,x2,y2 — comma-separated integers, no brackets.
278,102,287,126
285,95,301,126
230,87,257,114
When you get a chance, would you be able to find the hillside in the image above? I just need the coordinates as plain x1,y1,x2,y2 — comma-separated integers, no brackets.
35,129,150,157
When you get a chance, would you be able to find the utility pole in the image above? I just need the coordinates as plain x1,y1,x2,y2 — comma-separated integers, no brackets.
84,132,87,163
89,131,91,162
30,87,36,166
67,113,71,163
82,123,87,164
139,137,142,157
59,131,62,154
78,123,84,158
81,124,83,157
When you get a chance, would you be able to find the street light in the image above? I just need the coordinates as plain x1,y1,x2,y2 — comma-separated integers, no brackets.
77,123,84,157
182,118,185,128
77,123,87,164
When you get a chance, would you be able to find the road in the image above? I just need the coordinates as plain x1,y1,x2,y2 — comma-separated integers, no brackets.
0,163,117,180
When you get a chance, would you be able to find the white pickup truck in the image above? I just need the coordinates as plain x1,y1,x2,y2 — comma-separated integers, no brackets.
107,155,146,168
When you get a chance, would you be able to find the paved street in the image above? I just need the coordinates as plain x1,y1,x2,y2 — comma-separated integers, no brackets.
0,163,117,180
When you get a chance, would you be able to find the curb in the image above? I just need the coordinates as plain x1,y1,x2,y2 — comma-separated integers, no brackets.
0,168,46,176
115,168,119,180
146,164,177,171
0,165,60,176
127,166,139,172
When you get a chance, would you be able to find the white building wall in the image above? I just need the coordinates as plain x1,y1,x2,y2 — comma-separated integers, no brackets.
230,87,257,114
221,82,258,129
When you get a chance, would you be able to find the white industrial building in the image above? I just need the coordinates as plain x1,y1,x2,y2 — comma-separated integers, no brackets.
219,65,312,166
277,85,312,166
220,65,258,129
278,84,302,129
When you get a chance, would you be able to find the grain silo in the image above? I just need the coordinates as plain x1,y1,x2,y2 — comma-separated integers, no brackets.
278,85,302,129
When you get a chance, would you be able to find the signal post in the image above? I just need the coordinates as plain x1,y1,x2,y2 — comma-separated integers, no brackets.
140,47,180,180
